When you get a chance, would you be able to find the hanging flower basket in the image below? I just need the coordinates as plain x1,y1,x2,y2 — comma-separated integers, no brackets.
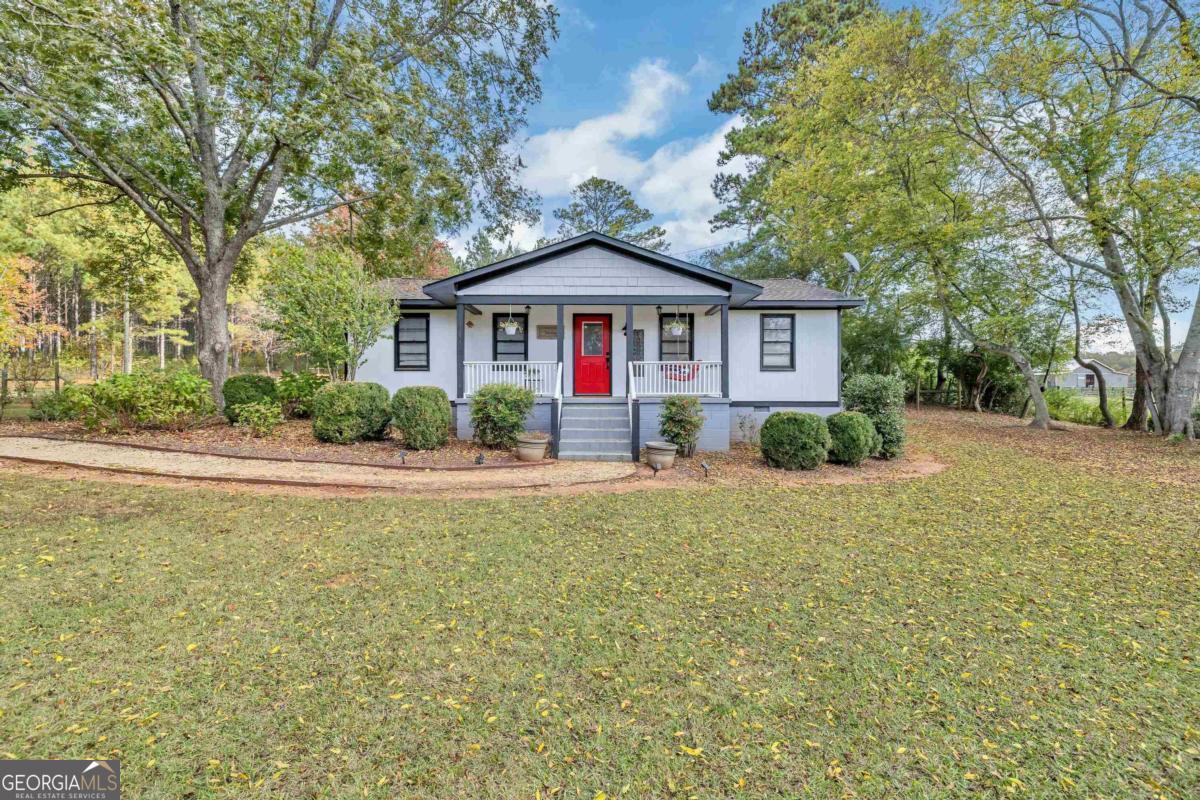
665,321,685,337
501,319,522,336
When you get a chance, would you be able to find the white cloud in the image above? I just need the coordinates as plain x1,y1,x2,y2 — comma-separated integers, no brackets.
520,59,687,196
519,60,746,256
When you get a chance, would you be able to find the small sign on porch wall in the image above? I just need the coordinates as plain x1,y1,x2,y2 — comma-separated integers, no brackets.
536,325,558,340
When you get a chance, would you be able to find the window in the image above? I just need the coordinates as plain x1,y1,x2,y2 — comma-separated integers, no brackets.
658,312,694,361
760,314,795,370
394,313,430,370
493,313,528,361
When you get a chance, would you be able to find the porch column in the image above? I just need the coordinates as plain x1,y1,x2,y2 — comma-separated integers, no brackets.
456,303,465,399
556,303,564,367
720,302,730,398
625,302,633,396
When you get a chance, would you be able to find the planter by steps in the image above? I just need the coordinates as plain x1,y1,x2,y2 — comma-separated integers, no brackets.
644,441,678,470
514,432,550,462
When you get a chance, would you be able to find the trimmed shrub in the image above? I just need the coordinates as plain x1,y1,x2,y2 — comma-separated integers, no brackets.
71,370,216,432
30,389,79,421
311,382,391,443
842,373,905,417
843,373,907,459
277,370,328,418
826,411,875,466
759,411,831,471
391,386,452,450
873,410,906,460
232,400,284,438
470,383,534,447
222,374,277,421
659,395,705,456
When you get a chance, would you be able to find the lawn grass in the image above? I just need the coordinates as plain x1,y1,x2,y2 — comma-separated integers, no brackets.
1,413,1197,798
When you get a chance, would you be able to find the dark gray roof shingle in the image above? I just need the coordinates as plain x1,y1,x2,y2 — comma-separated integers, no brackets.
752,279,854,302
376,277,433,300
375,275,857,304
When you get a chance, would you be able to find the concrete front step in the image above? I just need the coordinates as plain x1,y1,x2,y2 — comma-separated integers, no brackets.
557,450,633,461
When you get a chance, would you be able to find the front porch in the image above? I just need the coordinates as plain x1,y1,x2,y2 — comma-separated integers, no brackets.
453,302,730,401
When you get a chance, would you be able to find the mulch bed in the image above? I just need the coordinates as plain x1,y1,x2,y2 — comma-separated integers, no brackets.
0,417,520,468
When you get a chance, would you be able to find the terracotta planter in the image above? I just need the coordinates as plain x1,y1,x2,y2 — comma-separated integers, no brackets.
514,433,549,462
644,440,678,470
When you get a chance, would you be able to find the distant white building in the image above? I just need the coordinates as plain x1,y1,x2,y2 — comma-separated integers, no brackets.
1044,360,1131,390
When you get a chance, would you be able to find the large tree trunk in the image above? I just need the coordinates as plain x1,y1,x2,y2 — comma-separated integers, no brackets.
1124,361,1150,431
89,300,99,380
194,272,232,409
1077,359,1114,427
158,323,166,370
122,291,133,374
1162,296,1200,438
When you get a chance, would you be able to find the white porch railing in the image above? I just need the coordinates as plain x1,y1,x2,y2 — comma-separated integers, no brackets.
464,361,559,396
629,360,722,397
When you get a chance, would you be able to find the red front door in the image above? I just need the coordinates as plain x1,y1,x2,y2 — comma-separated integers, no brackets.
574,314,611,395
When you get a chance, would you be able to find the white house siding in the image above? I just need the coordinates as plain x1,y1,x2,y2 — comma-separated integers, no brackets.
727,309,840,402
356,309,456,396
457,245,728,298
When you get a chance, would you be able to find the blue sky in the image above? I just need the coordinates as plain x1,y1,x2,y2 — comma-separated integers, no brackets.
469,0,778,257
479,0,1192,348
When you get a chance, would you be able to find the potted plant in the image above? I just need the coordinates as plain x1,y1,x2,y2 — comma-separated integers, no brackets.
514,431,550,461
644,440,678,469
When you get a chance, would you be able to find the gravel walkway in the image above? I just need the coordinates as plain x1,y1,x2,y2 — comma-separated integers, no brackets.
0,436,636,491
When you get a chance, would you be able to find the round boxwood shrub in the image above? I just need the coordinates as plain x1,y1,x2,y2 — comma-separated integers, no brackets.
826,411,876,466
311,381,391,443
873,409,906,460
391,386,451,450
843,373,907,458
277,370,327,419
759,411,831,471
470,383,535,447
222,373,277,422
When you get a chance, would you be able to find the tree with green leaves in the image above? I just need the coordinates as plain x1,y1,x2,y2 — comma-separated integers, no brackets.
765,9,1064,427
550,178,668,251
260,242,391,381
456,230,526,272
0,0,556,406
948,0,1200,437
706,0,877,276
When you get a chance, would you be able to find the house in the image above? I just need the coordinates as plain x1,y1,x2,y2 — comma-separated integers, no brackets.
357,231,863,460
1044,361,1131,391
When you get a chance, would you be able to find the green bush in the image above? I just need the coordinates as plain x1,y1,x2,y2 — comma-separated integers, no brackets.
759,411,831,471
826,411,876,466
70,370,216,432
221,374,277,421
843,373,905,417
232,400,284,438
311,382,391,443
29,389,79,421
873,410,906,460
277,371,328,418
844,373,907,458
1192,403,1200,426
391,386,451,450
469,383,534,447
659,395,705,455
